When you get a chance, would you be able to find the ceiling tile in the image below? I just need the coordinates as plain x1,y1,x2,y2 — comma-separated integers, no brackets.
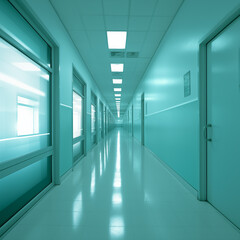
135,58,150,72
128,16,152,31
105,16,128,31
50,0,85,31
78,0,104,15
150,16,172,31
103,0,129,15
86,31,108,50
126,31,147,52
130,0,158,16
82,16,105,30
69,30,90,48
140,31,165,58
154,0,183,16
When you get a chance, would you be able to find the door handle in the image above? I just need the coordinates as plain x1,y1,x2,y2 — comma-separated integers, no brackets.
204,124,212,142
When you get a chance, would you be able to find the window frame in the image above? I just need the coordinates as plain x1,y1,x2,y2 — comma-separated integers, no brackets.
0,0,59,236
72,68,86,165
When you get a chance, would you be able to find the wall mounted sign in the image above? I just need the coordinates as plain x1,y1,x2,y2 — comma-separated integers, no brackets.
184,71,191,97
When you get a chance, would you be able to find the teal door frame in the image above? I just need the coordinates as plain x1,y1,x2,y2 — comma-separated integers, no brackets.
198,8,240,201
141,93,145,145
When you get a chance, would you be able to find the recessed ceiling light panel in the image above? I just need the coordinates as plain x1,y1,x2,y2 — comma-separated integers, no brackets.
111,64,124,72
113,79,122,84
114,88,122,92
107,31,127,49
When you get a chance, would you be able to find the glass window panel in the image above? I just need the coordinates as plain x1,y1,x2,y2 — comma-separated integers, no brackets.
73,140,84,161
0,156,52,227
73,91,83,138
17,105,34,136
73,75,84,96
91,104,96,133
0,37,51,163
0,0,51,66
91,93,97,105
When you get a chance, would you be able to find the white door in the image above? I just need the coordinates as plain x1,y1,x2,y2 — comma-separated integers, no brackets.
207,16,240,229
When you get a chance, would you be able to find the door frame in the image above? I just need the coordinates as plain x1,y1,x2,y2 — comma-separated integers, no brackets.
141,93,145,145
132,104,134,137
198,8,240,201
72,66,86,167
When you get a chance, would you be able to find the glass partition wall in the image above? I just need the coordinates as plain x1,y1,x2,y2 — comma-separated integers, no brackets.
99,101,104,138
91,92,97,146
0,0,54,233
72,73,85,164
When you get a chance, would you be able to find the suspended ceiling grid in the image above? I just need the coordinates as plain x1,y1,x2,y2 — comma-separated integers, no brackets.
50,0,183,116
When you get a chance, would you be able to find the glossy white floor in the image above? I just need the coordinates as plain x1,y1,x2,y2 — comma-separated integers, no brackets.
3,129,240,240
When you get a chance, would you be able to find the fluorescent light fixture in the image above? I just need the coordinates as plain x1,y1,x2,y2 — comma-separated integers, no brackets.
116,101,120,103
114,88,122,92
111,64,124,72
115,94,121,97
113,79,122,84
107,31,127,49
115,98,121,100
14,62,41,72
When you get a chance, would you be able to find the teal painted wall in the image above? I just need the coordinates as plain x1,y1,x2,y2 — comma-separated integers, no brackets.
124,0,240,191
21,0,113,177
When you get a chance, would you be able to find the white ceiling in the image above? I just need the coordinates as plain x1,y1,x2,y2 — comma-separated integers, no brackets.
50,0,183,116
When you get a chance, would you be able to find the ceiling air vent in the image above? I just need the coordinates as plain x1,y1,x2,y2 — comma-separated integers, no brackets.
112,72,122,77
110,51,125,58
127,52,139,58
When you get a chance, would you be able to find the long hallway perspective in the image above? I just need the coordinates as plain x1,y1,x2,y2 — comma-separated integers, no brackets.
3,129,240,240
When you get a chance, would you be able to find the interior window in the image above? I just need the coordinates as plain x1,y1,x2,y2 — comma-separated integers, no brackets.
73,91,83,139
17,96,39,136
91,104,96,133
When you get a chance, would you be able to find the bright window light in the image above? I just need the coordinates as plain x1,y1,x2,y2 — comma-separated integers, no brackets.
41,74,50,81
14,62,41,72
114,88,122,92
111,64,124,72
0,73,45,96
115,94,121,97
113,79,122,84
107,31,127,49
17,97,39,136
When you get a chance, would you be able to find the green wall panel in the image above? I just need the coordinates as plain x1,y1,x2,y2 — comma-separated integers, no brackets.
124,0,239,194
59,105,72,176
145,100,199,190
